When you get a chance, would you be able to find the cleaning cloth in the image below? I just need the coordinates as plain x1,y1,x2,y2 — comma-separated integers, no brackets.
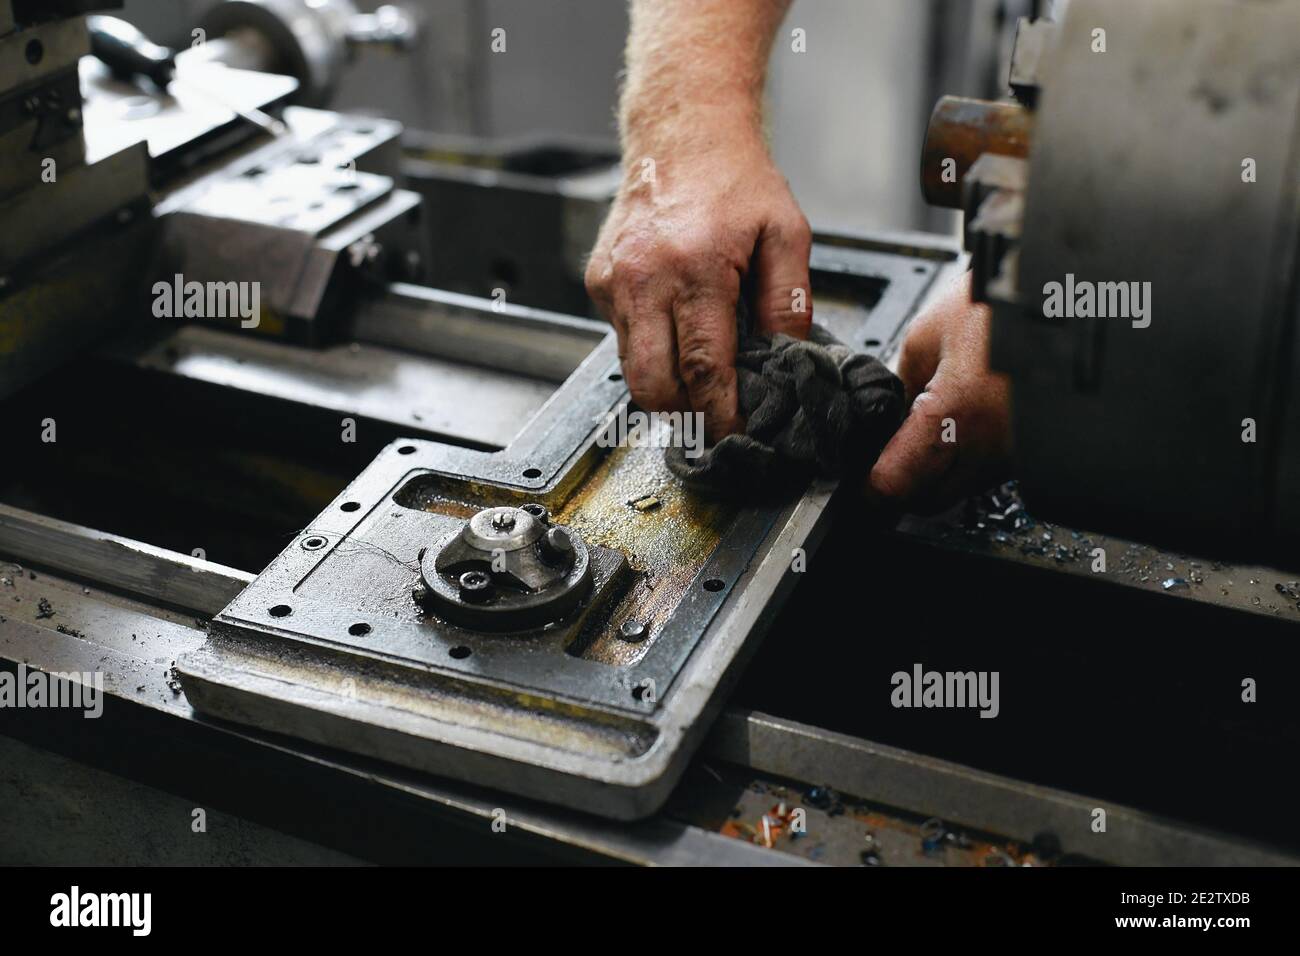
664,325,905,499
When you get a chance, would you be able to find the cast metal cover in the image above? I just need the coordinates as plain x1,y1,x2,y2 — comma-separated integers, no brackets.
176,336,833,819
177,238,953,819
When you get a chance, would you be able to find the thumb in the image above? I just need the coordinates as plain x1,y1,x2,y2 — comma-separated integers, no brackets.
752,215,813,339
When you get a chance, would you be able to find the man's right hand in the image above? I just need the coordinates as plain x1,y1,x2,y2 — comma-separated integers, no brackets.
585,132,812,442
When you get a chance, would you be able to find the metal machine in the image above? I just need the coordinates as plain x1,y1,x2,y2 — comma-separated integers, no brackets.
1,0,1298,865
923,0,1300,557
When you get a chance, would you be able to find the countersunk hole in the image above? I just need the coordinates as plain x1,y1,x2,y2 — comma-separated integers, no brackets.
269,604,292,618
449,645,471,659
703,578,725,592
397,445,416,455
340,501,361,512
302,535,327,551
25,40,43,65
522,467,542,480
348,623,371,637
608,372,623,381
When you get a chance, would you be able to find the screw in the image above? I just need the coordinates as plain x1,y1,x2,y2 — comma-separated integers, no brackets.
490,511,516,532
619,619,647,642
540,527,573,563
459,570,493,603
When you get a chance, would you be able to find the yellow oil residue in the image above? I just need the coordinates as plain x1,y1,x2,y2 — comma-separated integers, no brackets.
552,433,737,666
405,422,738,667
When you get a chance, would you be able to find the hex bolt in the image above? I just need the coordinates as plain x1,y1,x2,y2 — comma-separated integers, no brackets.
490,511,516,532
459,570,493,603
540,527,573,564
619,619,648,642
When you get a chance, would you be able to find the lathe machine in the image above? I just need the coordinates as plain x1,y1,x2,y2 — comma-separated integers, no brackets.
1,0,1297,866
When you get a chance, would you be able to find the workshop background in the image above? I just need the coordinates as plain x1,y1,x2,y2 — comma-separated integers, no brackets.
119,0,1042,237
5,0,1297,871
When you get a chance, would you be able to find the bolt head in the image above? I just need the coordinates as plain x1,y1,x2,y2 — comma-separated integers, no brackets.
619,619,647,642
459,570,493,602
490,512,517,532
541,527,574,563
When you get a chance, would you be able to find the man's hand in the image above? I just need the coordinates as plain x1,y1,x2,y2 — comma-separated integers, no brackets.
584,0,805,442
868,274,1013,512
586,134,812,440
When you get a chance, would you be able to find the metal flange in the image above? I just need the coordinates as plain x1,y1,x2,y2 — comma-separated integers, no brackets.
417,504,593,632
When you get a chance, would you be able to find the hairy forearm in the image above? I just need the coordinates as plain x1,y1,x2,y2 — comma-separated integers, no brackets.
620,0,793,157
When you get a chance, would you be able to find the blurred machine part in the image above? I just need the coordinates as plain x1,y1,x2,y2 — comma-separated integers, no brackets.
0,0,151,398
193,0,418,106
923,0,1300,556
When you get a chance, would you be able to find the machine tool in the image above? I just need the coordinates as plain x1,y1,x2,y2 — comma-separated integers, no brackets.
1,0,1298,865
922,0,1300,558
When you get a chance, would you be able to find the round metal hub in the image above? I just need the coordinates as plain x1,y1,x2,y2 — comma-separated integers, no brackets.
418,505,593,632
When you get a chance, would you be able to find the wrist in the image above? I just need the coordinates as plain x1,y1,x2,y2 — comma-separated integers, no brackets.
621,102,768,186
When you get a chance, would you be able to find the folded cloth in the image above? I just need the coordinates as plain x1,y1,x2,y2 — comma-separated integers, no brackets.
664,325,905,499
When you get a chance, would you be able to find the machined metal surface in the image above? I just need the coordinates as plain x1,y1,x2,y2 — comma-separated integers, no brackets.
171,231,955,820
0,545,802,865
152,106,422,341
0,525,1286,865
706,711,1295,867
420,505,599,631
931,0,1300,555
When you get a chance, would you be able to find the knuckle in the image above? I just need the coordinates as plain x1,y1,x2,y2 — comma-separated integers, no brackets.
678,345,722,391
788,213,813,249
623,356,668,408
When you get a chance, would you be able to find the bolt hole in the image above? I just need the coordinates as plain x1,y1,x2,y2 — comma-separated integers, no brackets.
340,501,361,512
302,536,327,550
608,372,623,382
398,445,416,455
25,40,43,65
703,578,725,592
269,604,292,618
348,622,371,637
864,338,882,348
449,645,471,659
522,467,542,480
913,265,928,274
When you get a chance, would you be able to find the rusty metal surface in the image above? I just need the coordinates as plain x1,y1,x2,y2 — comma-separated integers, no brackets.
920,95,1033,209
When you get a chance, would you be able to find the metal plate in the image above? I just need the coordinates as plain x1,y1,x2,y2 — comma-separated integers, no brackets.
176,237,962,820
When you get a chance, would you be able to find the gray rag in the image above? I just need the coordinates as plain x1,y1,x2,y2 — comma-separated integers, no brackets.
665,325,905,499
